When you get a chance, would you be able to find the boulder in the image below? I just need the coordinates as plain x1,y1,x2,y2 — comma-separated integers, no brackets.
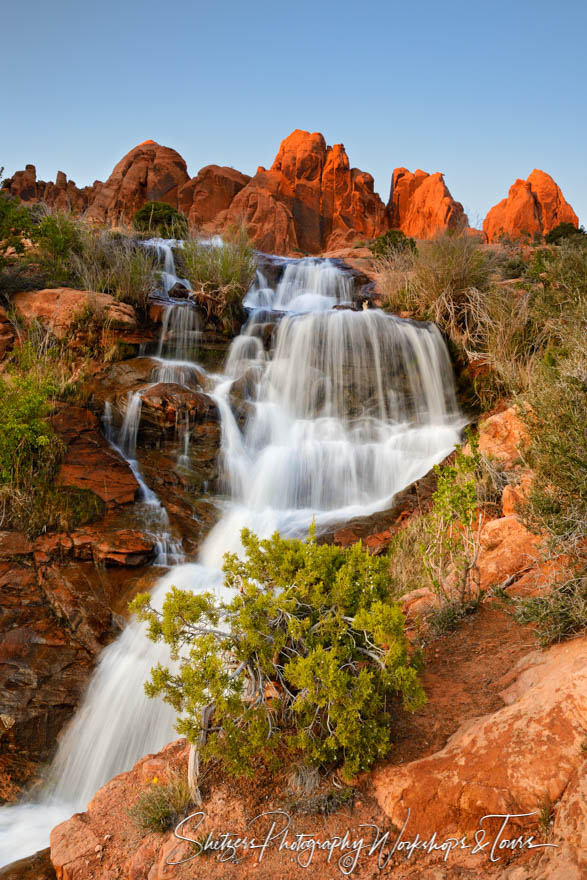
136,383,219,434
483,169,578,243
476,406,529,467
85,140,190,225
11,289,137,339
372,637,587,849
387,167,467,238
478,515,542,588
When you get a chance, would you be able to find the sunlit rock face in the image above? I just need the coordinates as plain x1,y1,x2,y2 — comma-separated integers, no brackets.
85,140,190,224
225,129,388,253
483,168,579,242
387,167,467,238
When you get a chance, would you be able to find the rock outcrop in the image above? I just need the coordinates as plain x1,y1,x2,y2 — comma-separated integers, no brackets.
387,167,467,238
2,165,92,212
226,130,388,253
11,288,137,339
372,637,587,869
483,169,579,243
85,141,190,225
178,165,250,228
5,140,582,255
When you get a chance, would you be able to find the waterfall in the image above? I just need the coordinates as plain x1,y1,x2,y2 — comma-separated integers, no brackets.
244,258,355,312
0,254,463,867
156,303,200,363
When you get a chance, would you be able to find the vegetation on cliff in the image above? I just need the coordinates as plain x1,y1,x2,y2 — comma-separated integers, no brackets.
131,526,424,785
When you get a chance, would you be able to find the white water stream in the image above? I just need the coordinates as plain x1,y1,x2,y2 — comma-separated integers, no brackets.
0,245,463,866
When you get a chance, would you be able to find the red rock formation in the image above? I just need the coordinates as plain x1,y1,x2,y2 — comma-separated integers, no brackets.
3,164,91,212
85,141,190,224
226,130,388,253
483,169,579,243
178,165,250,228
387,167,467,238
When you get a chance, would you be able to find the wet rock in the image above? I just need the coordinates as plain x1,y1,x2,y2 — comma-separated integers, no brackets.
0,847,56,880
51,405,139,506
0,564,97,759
483,169,578,243
11,289,137,339
137,383,219,438
167,282,190,299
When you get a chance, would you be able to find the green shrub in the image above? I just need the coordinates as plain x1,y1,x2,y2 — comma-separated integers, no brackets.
131,526,425,782
369,229,416,258
129,773,192,833
519,367,586,550
132,201,188,238
0,176,31,271
545,222,586,245
387,436,489,615
0,327,104,535
32,211,82,284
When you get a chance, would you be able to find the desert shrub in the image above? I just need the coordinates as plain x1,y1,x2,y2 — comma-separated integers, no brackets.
0,180,31,271
129,773,192,833
131,526,425,785
545,222,586,245
386,436,488,617
0,327,103,535
511,573,587,646
377,231,494,332
180,227,256,333
70,229,159,311
518,366,586,551
32,211,82,284
369,229,416,258
420,435,484,607
133,201,188,238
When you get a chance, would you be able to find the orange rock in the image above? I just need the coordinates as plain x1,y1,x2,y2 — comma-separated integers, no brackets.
225,129,387,253
478,515,542,588
2,164,91,212
178,164,250,228
11,288,137,339
387,167,467,238
372,637,587,841
483,169,578,243
501,471,533,516
85,140,190,225
476,406,529,467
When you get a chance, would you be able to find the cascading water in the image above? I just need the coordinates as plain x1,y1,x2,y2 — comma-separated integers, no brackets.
0,254,464,866
244,258,355,312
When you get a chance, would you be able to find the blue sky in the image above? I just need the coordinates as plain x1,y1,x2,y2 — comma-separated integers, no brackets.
2,0,585,226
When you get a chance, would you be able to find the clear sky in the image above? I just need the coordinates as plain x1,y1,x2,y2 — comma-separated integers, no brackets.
2,0,586,227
